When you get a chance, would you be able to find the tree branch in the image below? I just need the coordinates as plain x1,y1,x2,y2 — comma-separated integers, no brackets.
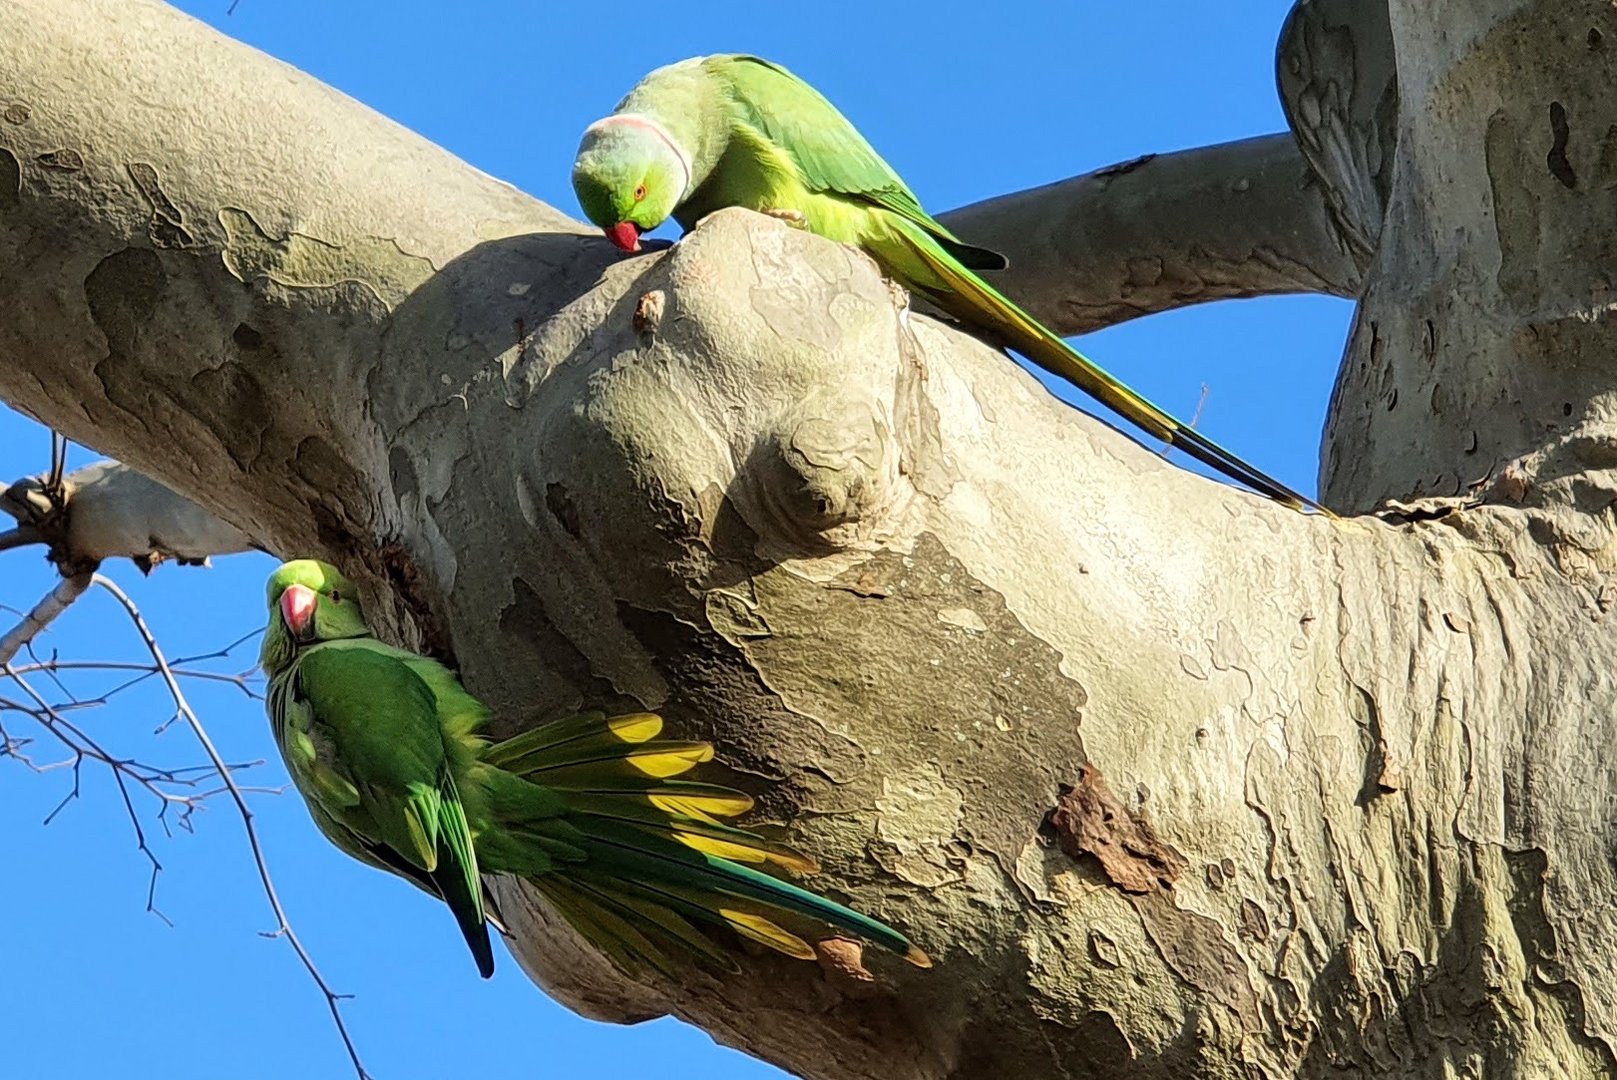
0,2,1368,1075
0,572,90,665
4,1,1614,1078
0,524,42,552
1277,0,1398,276
3,454,260,570
936,134,1361,337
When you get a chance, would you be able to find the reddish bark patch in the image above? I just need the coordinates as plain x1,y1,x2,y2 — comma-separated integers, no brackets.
633,289,665,335
814,937,875,987
1048,764,1186,893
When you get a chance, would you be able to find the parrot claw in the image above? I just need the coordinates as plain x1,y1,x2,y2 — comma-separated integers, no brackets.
762,207,810,230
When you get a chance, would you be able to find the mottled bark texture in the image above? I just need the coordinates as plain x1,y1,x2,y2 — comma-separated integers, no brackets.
3,0,1615,1077
938,134,1361,336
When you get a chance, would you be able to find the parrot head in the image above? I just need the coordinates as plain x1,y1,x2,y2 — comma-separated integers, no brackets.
259,559,371,674
572,115,690,252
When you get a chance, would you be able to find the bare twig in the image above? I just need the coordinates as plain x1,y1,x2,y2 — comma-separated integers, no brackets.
1159,384,1212,460
91,574,373,1080
2,667,199,923
5,658,264,705
0,532,271,918
0,572,92,665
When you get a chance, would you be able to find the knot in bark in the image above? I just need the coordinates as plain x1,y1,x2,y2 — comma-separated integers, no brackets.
751,389,896,549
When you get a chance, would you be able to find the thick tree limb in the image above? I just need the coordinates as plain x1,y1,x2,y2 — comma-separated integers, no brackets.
937,134,1361,337
1278,0,1398,275
4,2,1617,1079
1312,0,1617,512
3,459,256,572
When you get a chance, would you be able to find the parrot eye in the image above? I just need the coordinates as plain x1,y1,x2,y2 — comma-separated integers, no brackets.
328,590,341,602
633,183,647,202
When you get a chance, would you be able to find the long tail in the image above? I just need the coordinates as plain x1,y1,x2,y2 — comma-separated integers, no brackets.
886,219,1332,516
476,711,930,974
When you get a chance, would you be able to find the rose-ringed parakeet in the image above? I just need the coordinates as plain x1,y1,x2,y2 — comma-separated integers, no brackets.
571,54,1326,515
259,558,928,978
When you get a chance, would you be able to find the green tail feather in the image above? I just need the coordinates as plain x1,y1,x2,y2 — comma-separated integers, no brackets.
889,219,1330,516
556,790,818,872
434,773,494,978
549,814,931,963
562,877,735,973
481,711,665,768
577,818,925,963
572,867,816,962
512,744,714,786
477,712,931,969
537,878,689,976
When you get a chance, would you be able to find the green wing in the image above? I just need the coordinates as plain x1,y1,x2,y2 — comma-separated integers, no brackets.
704,54,1005,270
278,641,495,977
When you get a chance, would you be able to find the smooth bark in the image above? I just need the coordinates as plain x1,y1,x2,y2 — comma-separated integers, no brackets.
939,134,1360,335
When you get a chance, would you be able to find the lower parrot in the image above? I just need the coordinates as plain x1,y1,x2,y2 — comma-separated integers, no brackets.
259,558,928,977
570,54,1327,515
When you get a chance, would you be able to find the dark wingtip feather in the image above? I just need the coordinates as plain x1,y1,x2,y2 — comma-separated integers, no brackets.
473,933,496,979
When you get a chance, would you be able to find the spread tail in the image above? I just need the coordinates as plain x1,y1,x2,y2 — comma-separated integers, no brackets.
477,711,930,973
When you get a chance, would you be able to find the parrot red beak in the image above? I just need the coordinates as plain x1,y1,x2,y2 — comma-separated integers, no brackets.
605,221,642,252
280,583,317,641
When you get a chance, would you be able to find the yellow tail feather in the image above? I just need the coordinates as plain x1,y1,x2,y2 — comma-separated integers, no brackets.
720,909,816,960
625,744,714,778
648,790,755,823
673,830,820,875
606,712,664,743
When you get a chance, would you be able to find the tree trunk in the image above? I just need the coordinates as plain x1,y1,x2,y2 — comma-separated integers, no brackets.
4,0,1615,1076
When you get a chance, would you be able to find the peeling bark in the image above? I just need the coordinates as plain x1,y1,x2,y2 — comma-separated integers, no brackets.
4,1,1617,1078
1047,765,1186,894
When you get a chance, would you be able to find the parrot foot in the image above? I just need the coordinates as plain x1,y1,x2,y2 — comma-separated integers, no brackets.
761,208,810,230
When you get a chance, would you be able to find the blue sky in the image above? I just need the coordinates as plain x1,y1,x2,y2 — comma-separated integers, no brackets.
0,2,1352,1078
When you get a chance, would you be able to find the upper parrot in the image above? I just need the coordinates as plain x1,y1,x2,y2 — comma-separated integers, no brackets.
571,54,1327,515
259,558,929,978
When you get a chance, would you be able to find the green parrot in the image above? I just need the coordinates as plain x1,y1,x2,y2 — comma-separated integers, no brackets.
571,54,1327,515
259,558,929,978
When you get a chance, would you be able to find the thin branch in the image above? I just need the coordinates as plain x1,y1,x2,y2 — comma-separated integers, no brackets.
0,572,91,665
24,640,78,705
91,574,373,1080
6,659,264,702
46,430,67,504
2,667,192,923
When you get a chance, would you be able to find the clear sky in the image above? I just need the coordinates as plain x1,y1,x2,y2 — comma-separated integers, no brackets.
0,2,1352,1078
